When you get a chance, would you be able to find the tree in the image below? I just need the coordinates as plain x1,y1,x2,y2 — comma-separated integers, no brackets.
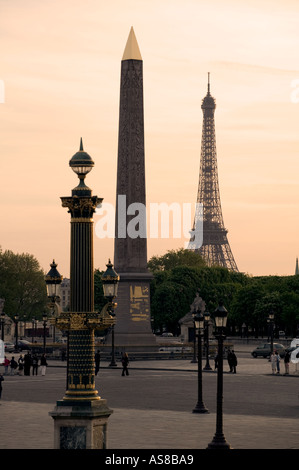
148,248,206,273
0,248,47,320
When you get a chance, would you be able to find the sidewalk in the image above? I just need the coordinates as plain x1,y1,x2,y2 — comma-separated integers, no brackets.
1,343,298,450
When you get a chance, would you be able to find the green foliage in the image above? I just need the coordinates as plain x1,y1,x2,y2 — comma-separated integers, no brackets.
148,248,206,272
0,248,48,320
148,248,299,337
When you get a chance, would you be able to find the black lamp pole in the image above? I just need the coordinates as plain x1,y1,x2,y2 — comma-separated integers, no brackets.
192,310,209,414
43,313,48,354
203,310,212,371
269,311,274,355
102,259,119,368
14,314,19,351
207,303,231,449
1,313,5,341
191,307,197,364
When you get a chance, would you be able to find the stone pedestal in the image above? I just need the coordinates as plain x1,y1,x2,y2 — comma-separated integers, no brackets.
50,399,112,449
108,272,156,348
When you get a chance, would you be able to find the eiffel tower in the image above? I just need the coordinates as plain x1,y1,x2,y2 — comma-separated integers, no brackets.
189,74,238,272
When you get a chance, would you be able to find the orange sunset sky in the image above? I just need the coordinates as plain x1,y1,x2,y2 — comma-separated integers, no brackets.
1,0,299,279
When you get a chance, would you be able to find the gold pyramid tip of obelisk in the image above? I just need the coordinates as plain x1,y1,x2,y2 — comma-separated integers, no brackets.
122,27,142,61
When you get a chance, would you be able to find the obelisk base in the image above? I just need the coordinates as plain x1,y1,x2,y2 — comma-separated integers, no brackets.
50,399,113,449
109,272,157,350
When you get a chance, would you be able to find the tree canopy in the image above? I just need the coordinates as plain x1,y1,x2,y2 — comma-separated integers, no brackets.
0,248,48,319
148,248,299,337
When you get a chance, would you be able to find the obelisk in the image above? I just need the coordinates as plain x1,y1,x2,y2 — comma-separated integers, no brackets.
113,27,155,349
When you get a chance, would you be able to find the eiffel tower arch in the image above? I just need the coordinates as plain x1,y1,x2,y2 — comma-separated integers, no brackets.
189,75,238,272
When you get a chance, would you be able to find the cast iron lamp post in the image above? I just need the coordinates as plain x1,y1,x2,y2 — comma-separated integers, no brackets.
192,310,209,414
31,318,37,344
102,259,119,367
207,303,231,449
14,314,19,351
1,312,5,341
43,313,48,354
49,139,116,449
203,310,212,371
191,307,197,363
268,311,275,355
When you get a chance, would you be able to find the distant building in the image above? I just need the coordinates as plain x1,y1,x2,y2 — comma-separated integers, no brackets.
60,278,70,311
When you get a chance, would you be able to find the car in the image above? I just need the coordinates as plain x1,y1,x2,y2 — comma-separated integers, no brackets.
4,341,15,352
251,343,286,358
16,340,31,351
161,332,173,337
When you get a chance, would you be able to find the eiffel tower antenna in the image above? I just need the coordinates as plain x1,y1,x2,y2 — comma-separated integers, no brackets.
189,76,238,272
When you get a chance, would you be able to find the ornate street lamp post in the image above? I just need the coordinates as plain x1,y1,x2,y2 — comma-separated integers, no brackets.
102,259,119,367
45,260,63,371
31,318,36,344
207,303,231,449
203,310,212,371
192,310,209,414
14,314,19,351
1,312,5,341
268,311,275,355
43,313,48,354
50,139,115,449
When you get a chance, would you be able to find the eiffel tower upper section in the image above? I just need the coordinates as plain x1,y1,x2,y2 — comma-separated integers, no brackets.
189,75,238,272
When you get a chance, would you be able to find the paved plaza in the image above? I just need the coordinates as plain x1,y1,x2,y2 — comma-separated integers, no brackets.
0,343,298,451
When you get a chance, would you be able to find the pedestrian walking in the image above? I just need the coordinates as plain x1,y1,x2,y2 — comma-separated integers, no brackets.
284,350,291,375
270,351,277,374
227,349,233,372
3,357,10,375
275,351,281,374
214,353,218,370
0,373,4,399
40,354,47,376
32,355,39,375
9,356,18,376
121,352,129,376
18,355,24,375
95,350,101,376
230,350,238,373
24,352,32,376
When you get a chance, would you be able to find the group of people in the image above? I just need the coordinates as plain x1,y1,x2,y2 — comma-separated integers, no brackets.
214,348,238,373
2,352,48,376
270,349,291,375
94,350,130,376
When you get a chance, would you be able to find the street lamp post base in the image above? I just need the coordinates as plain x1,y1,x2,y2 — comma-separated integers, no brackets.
207,434,231,449
203,364,212,371
192,403,209,414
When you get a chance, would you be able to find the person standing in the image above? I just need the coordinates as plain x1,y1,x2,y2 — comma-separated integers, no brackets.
32,355,39,376
227,349,233,372
9,356,18,376
230,350,238,373
121,352,129,376
270,351,277,374
284,350,291,375
40,354,47,376
24,352,32,376
18,355,24,376
3,357,10,375
0,373,4,399
275,351,281,374
95,350,101,376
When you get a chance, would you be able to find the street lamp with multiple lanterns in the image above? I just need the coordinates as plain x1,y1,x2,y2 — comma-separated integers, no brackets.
192,309,209,414
102,259,119,367
207,303,231,450
203,310,212,371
